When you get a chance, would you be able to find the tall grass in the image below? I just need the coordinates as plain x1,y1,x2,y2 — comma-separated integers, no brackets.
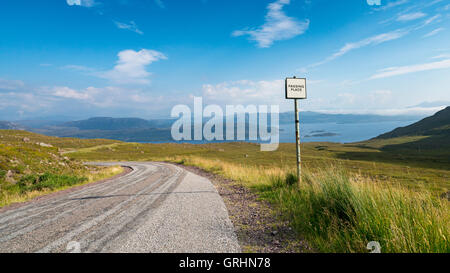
168,156,449,253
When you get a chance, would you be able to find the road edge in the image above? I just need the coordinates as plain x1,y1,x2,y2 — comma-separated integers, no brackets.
172,163,312,253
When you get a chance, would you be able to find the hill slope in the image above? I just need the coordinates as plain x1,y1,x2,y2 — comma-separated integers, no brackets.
377,107,450,139
0,130,122,207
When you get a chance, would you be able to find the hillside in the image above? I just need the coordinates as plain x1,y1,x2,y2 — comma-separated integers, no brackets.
0,130,122,207
377,106,450,139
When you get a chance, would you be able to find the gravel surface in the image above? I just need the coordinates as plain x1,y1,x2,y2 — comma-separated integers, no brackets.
0,162,240,253
177,164,312,253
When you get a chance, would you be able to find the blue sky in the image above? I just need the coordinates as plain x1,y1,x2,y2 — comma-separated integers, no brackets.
0,0,449,120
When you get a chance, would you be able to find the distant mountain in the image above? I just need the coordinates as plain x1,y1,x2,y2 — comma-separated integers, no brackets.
376,106,450,139
63,117,176,131
64,117,153,131
0,121,22,130
32,127,172,142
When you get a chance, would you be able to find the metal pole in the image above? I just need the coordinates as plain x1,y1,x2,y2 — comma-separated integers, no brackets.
294,98,302,185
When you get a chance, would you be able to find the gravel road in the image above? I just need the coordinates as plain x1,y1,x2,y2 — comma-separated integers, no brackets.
0,162,240,253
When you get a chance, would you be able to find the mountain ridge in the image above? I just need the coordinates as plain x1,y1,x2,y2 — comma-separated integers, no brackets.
0,121,22,130
376,106,450,139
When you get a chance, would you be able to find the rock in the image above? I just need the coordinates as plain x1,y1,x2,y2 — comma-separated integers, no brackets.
22,137,30,142
5,170,16,184
271,231,278,236
39,142,53,147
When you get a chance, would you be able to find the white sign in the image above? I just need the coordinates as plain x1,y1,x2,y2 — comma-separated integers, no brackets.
285,78,307,99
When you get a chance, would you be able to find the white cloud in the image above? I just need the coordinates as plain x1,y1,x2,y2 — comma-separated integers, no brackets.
397,12,427,22
66,0,81,6
52,86,91,100
332,90,393,110
114,21,143,35
0,84,191,119
66,0,97,8
232,0,309,48
0,79,25,91
99,49,167,85
62,65,95,72
312,89,447,116
201,78,325,108
423,14,442,26
370,58,450,79
370,90,392,104
373,0,409,11
202,79,287,105
311,29,408,67
423,27,445,37
432,53,450,59
44,85,180,109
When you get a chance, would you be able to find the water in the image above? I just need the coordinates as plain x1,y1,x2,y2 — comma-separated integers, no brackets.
143,120,418,144
279,120,418,143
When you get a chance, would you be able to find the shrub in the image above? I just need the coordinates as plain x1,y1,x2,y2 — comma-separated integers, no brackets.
16,173,87,193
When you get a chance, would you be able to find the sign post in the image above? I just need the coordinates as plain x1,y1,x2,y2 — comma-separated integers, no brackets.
285,77,307,185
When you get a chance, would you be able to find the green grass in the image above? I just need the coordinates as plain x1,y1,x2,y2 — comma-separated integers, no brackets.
69,140,450,195
14,173,87,193
0,130,123,207
0,129,119,150
258,168,449,253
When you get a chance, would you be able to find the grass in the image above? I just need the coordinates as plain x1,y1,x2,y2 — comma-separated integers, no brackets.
69,140,450,195
0,129,119,150
165,156,449,253
267,169,448,253
0,130,124,208
0,166,123,208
